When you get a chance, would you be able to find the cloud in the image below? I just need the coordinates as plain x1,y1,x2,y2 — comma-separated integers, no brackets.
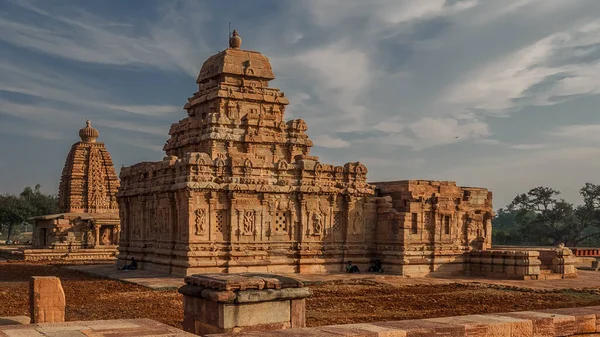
92,120,166,136
291,43,371,130
0,119,65,140
373,116,404,133
408,117,490,148
302,0,476,28
510,144,545,150
364,116,491,150
101,104,181,117
444,18,600,113
0,0,210,77
312,135,351,149
435,145,600,207
0,100,79,123
551,124,600,142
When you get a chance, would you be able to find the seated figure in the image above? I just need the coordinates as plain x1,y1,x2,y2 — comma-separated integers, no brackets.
345,261,359,273
368,259,384,273
119,257,137,270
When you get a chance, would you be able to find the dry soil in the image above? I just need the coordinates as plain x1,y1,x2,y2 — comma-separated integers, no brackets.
2,261,600,329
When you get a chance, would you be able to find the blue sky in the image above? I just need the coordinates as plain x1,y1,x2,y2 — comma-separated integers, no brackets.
1,0,600,209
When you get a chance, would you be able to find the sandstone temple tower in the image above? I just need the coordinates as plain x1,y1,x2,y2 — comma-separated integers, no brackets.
118,31,494,276
117,31,374,275
26,121,120,261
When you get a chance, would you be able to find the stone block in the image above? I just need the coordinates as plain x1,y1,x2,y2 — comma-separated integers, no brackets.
29,276,65,324
181,273,310,334
497,311,575,337
291,299,305,328
540,307,598,334
427,314,532,337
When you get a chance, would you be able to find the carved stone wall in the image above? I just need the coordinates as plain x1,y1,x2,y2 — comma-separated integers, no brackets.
58,121,120,214
118,32,374,275
117,32,493,276
372,180,493,276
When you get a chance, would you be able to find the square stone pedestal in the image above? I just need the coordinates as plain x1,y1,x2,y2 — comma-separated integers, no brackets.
178,273,311,335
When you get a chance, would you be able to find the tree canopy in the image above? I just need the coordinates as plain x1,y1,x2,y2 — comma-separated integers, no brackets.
0,185,59,241
493,183,600,247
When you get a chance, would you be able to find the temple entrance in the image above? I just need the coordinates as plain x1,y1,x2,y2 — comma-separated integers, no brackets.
40,228,47,247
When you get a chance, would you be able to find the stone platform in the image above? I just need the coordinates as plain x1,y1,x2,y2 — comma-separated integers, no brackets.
65,264,185,290
211,306,600,337
0,319,194,336
67,264,600,291
17,248,118,262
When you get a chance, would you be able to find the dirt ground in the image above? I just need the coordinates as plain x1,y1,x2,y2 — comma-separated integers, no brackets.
2,261,600,329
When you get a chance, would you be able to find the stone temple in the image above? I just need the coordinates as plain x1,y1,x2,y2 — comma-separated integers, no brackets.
25,121,120,261
117,31,494,276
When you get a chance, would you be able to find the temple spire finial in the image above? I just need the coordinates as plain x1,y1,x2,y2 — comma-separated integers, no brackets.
79,119,99,143
229,29,242,49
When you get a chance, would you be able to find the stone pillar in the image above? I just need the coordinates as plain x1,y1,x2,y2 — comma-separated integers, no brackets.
94,223,100,248
29,276,66,323
179,273,311,335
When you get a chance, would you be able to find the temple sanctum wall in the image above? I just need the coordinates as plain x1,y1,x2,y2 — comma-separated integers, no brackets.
117,31,494,276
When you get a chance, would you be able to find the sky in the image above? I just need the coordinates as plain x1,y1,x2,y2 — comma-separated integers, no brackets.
1,0,600,210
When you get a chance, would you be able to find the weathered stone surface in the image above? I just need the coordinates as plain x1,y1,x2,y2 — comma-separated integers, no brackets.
235,288,312,303
26,121,120,262
208,306,600,337
117,31,493,277
29,277,65,324
291,299,306,329
181,273,310,334
0,318,195,337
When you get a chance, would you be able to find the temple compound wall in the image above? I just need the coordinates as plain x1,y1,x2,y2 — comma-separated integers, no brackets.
24,121,120,261
117,31,493,276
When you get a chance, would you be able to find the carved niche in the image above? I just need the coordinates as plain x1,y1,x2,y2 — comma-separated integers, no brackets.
242,210,255,235
351,203,364,235
194,208,206,235
307,198,329,236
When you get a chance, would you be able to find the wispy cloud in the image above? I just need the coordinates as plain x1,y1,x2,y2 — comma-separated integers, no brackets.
0,0,210,77
444,18,600,112
551,124,600,142
510,143,545,150
312,134,351,149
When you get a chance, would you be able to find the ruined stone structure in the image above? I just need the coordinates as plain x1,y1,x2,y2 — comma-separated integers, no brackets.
26,121,120,261
372,180,493,276
117,31,494,276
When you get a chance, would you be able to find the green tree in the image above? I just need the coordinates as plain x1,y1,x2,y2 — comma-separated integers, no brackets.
509,184,600,247
0,194,31,242
492,208,520,245
0,185,59,242
20,184,59,216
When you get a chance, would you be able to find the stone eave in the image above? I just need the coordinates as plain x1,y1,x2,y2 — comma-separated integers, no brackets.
30,212,119,221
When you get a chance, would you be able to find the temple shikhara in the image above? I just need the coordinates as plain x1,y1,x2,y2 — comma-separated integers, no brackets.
24,121,120,261
116,31,497,276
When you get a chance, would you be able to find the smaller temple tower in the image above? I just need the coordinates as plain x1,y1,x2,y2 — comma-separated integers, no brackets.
58,120,120,213
26,121,120,261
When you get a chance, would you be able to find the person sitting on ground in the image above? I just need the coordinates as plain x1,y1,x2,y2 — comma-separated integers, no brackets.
345,261,360,273
119,257,137,270
368,259,384,273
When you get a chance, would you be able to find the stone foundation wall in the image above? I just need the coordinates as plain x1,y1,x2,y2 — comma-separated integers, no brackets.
210,306,600,337
466,250,541,279
466,248,577,280
18,248,117,262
